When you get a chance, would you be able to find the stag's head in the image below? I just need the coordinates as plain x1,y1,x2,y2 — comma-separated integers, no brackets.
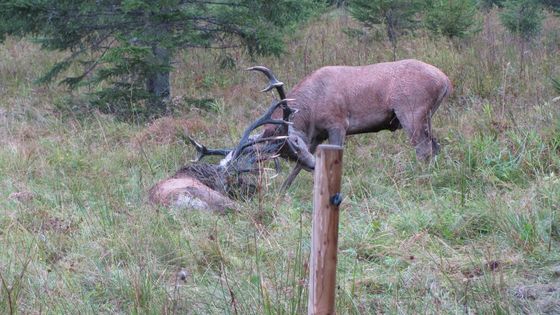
188,66,314,186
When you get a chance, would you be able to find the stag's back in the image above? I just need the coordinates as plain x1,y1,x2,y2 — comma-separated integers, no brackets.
287,59,452,135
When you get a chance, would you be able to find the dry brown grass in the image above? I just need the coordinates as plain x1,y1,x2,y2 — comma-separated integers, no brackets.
0,8,559,314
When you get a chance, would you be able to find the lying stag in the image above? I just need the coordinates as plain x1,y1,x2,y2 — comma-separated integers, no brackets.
192,59,452,190
149,99,292,212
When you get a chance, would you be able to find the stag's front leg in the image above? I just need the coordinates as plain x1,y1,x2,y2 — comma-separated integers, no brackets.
413,118,439,161
327,127,346,146
280,140,320,193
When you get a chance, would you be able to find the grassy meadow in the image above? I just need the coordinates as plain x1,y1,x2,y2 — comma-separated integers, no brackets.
1,9,560,314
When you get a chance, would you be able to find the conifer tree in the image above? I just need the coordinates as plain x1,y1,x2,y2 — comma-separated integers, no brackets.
500,0,544,75
539,0,560,12
479,0,505,10
348,0,423,60
501,0,544,40
0,0,319,119
424,0,479,39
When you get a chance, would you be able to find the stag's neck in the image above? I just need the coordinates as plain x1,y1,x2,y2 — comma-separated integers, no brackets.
288,101,314,144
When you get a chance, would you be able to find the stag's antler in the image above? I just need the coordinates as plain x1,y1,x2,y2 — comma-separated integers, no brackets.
247,66,296,121
247,66,286,98
187,66,296,179
231,99,294,160
186,100,291,170
187,136,231,162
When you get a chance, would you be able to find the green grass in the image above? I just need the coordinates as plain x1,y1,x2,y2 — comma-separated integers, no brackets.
1,8,560,314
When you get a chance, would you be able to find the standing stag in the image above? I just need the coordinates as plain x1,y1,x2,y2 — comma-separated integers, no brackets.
191,59,452,191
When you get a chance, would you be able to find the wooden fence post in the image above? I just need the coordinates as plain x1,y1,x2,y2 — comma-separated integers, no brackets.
308,144,344,315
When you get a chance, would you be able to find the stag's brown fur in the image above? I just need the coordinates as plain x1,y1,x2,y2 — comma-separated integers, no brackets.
185,59,452,192
263,59,452,188
148,163,258,213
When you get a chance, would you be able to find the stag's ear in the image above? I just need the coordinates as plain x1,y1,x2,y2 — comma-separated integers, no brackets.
286,135,315,171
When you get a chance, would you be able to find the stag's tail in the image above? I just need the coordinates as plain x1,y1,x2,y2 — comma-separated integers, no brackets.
444,76,453,100
432,75,453,116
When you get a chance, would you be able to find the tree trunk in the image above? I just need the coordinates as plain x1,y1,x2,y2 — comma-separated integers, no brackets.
386,13,398,61
519,39,526,79
146,45,171,115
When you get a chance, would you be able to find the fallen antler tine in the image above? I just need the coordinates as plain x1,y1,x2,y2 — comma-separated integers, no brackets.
189,149,203,162
187,136,204,150
190,155,202,163
187,136,232,162
187,136,205,162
